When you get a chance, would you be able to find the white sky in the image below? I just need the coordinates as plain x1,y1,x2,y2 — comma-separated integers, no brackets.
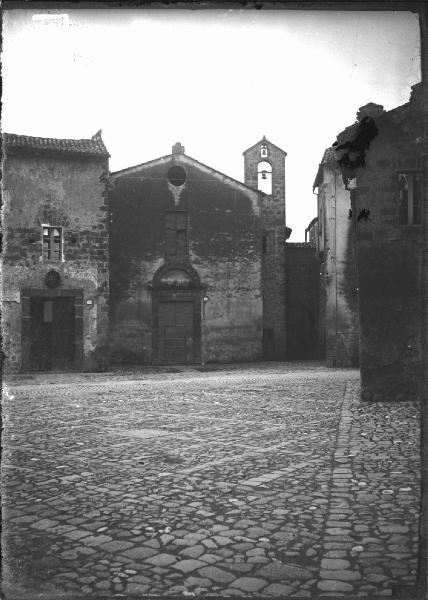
2,8,421,240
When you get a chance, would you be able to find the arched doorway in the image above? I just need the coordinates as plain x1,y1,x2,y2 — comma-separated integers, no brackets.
151,264,202,364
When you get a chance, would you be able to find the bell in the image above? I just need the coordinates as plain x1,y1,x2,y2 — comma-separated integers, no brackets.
261,171,267,180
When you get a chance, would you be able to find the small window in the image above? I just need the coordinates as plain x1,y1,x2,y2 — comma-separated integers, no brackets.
398,172,422,225
261,144,268,158
165,211,188,255
42,226,63,261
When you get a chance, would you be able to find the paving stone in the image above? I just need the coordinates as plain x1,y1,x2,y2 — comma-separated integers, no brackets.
122,546,158,560
197,566,235,583
63,529,92,540
255,562,312,581
321,558,351,570
212,535,233,546
184,576,213,588
30,518,59,530
81,534,113,546
320,569,361,581
145,553,178,567
318,579,354,592
98,540,134,553
179,544,205,558
127,582,150,595
230,577,268,592
173,559,208,573
262,583,295,596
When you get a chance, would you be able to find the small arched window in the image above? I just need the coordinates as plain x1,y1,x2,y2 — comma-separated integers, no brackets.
258,161,272,195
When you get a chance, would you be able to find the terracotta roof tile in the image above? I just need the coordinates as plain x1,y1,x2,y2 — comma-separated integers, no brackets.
3,131,109,158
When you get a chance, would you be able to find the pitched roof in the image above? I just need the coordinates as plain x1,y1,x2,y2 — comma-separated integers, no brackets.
111,152,263,196
242,136,287,156
3,131,110,158
313,146,338,190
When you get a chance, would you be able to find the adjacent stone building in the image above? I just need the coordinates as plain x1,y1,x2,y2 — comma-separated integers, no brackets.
334,83,424,400
1,132,110,373
312,147,359,367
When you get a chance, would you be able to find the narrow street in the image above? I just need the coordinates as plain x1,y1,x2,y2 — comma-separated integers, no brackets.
2,363,421,598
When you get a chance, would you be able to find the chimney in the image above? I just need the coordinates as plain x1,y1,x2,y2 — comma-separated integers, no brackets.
172,142,185,154
356,103,384,122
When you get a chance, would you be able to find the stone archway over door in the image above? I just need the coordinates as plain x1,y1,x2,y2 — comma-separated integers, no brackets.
151,265,202,365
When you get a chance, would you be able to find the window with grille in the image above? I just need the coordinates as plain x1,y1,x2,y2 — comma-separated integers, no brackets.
165,211,188,256
43,226,63,261
398,172,422,225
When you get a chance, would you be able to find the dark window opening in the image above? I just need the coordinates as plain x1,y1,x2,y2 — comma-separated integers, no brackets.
262,234,267,254
398,172,422,225
43,226,62,261
167,165,187,186
165,211,188,255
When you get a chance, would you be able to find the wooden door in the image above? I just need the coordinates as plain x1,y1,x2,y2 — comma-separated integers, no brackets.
158,301,194,363
30,297,75,371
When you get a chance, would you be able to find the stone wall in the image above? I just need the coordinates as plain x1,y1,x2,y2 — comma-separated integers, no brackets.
347,98,424,400
2,151,109,372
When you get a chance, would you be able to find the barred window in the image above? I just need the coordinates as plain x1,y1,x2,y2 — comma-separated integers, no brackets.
43,226,63,261
165,211,188,255
398,172,422,225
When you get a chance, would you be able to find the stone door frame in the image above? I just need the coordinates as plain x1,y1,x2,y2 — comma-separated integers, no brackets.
21,288,84,372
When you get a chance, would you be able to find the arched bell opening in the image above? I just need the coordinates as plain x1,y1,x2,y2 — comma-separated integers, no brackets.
258,160,273,195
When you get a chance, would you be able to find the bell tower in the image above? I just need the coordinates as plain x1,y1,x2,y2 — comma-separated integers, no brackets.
243,136,287,360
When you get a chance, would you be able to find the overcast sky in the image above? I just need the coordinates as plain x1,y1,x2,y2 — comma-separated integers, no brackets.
2,8,421,240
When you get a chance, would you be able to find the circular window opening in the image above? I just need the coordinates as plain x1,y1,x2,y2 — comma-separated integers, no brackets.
167,165,187,186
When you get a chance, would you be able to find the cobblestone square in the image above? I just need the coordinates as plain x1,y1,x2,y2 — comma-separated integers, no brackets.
2,363,421,598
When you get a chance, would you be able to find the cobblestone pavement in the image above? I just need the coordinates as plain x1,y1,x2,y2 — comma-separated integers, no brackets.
2,363,421,599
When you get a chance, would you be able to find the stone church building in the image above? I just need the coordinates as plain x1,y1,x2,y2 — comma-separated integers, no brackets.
2,133,318,372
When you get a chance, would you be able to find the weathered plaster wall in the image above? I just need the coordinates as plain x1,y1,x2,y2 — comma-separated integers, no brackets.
2,152,109,372
352,105,424,400
319,165,359,367
109,157,263,364
285,243,319,359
